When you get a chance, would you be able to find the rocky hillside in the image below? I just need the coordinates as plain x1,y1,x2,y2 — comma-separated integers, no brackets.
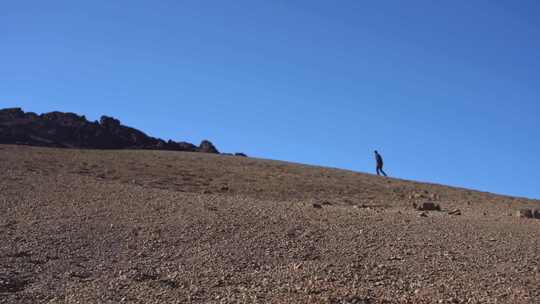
0,108,219,153
1,145,539,303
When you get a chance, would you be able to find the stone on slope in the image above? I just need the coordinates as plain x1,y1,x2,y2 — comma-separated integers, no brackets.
448,209,461,216
414,202,441,211
516,209,533,218
198,140,219,153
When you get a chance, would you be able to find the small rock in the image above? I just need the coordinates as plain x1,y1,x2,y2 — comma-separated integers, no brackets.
410,192,425,199
0,276,28,293
157,279,179,289
335,296,373,304
448,209,461,216
516,209,533,218
419,212,428,217
312,203,322,209
416,202,441,211
533,209,540,219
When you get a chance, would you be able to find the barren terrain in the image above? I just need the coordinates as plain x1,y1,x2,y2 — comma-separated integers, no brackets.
1,145,539,303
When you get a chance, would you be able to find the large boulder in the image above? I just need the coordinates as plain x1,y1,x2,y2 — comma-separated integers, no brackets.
516,209,534,219
99,116,121,129
198,140,219,154
0,108,26,122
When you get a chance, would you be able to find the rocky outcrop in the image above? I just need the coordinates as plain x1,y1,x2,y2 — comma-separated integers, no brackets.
0,108,218,153
198,140,219,154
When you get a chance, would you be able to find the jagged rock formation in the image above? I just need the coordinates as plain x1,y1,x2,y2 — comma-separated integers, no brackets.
0,108,218,153
198,140,219,154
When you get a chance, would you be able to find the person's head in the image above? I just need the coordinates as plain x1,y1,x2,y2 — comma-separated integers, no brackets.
374,150,378,154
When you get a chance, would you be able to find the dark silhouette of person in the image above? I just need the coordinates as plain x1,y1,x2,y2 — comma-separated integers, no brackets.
374,150,387,176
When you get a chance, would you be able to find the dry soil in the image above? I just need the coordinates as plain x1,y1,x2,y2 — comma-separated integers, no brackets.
0,145,539,303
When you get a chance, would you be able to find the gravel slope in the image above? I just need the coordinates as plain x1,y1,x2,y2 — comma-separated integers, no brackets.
1,145,539,303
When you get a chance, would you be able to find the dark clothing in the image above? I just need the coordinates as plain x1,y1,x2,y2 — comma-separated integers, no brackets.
375,154,383,166
374,152,387,176
376,165,387,177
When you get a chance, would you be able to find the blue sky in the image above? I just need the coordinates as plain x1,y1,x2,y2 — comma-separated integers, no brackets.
2,1,539,199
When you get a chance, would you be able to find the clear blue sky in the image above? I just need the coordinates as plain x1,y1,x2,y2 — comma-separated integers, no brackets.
2,1,539,199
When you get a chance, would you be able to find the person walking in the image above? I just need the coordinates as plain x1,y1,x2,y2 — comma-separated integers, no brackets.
374,150,387,176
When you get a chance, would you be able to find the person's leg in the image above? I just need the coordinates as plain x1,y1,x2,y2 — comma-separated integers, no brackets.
376,167,381,175
380,168,387,177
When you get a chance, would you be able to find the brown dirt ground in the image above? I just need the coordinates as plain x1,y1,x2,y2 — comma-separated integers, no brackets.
0,145,539,304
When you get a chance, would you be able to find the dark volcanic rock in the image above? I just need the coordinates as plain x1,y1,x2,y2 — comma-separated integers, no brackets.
0,108,218,153
0,275,28,293
198,140,219,154
516,209,533,219
414,202,441,211
165,140,198,152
